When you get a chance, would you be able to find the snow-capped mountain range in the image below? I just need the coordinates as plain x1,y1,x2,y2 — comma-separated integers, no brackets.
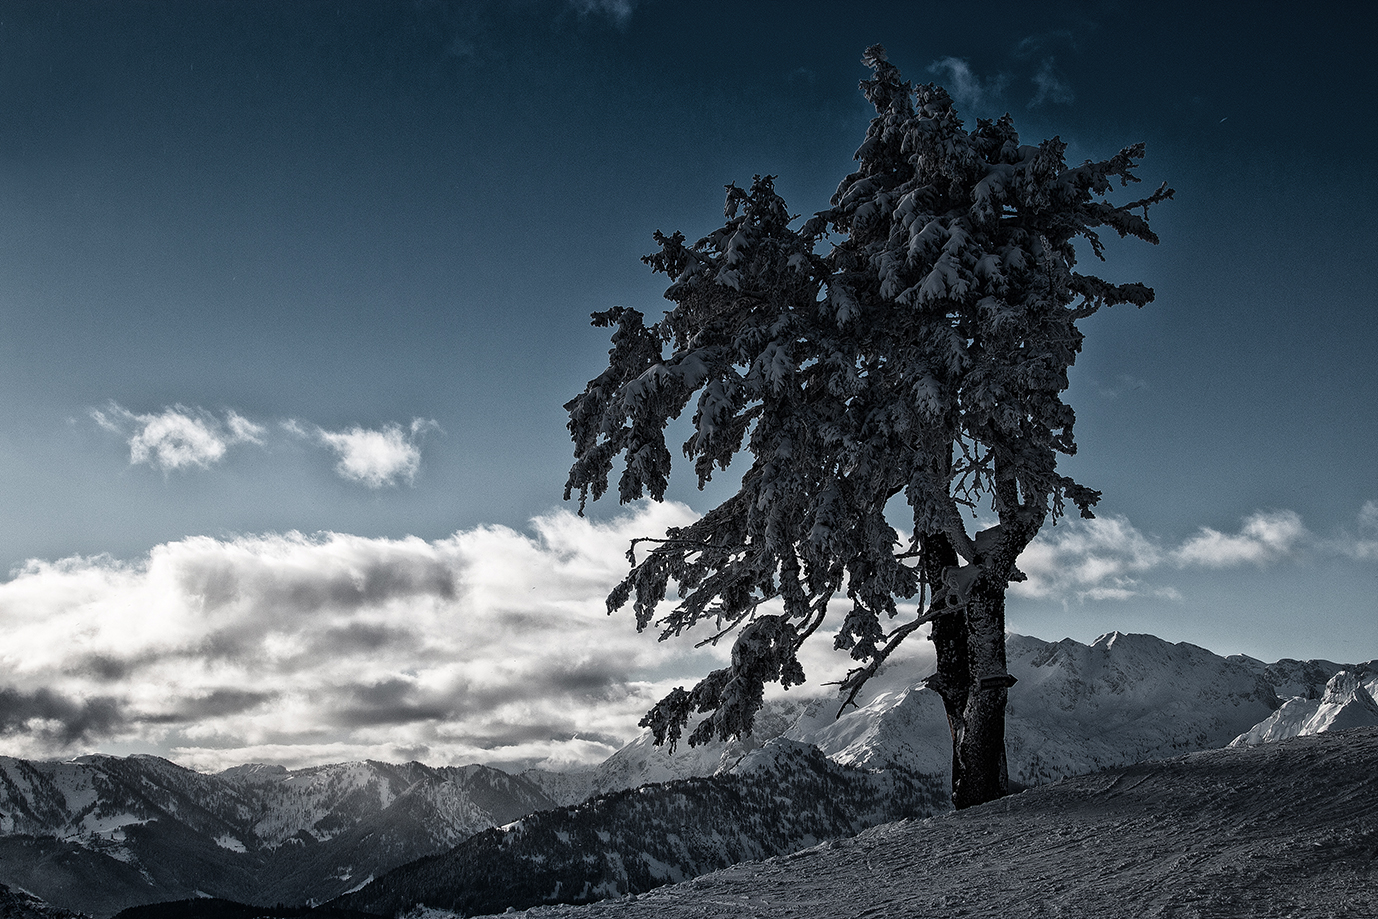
0,757,555,916
1230,667,1378,745
337,632,1378,917
0,631,1372,917
538,630,1353,797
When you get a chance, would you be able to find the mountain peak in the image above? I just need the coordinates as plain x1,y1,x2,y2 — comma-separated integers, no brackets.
1321,670,1373,705
1091,629,1129,648
1231,668,1378,746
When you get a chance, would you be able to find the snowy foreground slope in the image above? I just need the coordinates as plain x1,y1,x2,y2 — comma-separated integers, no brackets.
476,728,1378,919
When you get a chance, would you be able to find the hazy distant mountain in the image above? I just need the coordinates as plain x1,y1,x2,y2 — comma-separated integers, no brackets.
521,698,818,807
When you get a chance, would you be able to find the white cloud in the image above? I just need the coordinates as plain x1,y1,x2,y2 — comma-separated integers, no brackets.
91,406,442,488
1012,507,1371,604
0,502,710,770
1342,500,1378,561
91,403,266,471
1171,511,1309,568
307,418,440,488
225,411,266,445
1357,501,1378,533
1012,515,1164,602
927,57,1008,114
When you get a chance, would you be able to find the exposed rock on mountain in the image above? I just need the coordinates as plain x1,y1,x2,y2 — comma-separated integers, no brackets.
1232,669,1378,745
1227,654,1349,700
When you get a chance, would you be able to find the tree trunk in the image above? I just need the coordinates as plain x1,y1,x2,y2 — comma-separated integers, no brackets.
922,534,969,797
951,583,1010,808
924,533,1011,809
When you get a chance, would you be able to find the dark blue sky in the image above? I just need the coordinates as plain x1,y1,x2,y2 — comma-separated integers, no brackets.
0,1,1374,766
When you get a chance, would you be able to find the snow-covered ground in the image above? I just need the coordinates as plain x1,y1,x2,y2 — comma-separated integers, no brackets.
462,727,1378,919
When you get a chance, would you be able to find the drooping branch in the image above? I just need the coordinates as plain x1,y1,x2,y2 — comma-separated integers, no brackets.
834,604,945,715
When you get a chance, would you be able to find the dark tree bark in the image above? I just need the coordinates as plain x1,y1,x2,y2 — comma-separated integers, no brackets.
924,534,1014,809
921,534,969,794
952,585,1012,808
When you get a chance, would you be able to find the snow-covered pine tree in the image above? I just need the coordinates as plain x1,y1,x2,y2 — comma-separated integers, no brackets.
565,46,1172,808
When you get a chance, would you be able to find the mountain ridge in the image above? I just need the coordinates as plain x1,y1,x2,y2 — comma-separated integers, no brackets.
0,756,556,916
330,739,948,918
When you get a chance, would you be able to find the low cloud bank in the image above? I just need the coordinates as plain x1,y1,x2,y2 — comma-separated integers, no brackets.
1,501,1372,770
0,503,702,770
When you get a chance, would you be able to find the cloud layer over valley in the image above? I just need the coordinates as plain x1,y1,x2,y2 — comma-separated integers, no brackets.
0,502,707,771
1,501,1373,772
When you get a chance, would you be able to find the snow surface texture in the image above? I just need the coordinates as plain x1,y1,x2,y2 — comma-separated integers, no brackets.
459,728,1378,919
